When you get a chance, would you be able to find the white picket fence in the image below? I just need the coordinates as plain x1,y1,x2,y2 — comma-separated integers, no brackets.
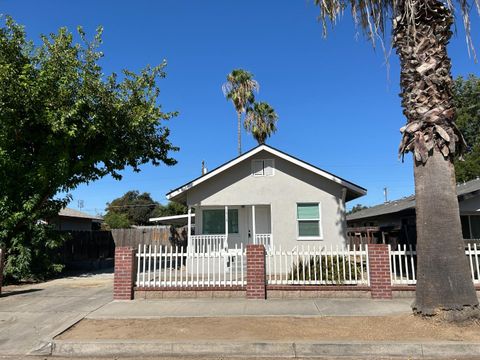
389,244,416,285
136,244,246,288
266,245,369,286
389,244,480,285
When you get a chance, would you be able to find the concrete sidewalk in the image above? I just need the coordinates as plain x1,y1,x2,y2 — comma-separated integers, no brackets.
88,297,414,319
0,272,112,356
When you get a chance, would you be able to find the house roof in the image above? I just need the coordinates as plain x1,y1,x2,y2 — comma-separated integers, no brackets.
166,144,367,202
58,207,103,221
347,177,480,221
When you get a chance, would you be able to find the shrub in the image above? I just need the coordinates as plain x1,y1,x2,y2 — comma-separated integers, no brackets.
288,255,366,284
3,224,66,284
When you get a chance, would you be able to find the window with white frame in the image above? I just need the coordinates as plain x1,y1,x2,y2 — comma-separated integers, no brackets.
252,159,274,177
297,203,322,239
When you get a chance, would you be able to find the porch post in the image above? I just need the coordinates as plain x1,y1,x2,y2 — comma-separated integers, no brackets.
224,206,228,250
187,206,192,250
252,205,256,244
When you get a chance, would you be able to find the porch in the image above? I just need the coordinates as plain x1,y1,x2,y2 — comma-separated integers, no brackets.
187,204,272,252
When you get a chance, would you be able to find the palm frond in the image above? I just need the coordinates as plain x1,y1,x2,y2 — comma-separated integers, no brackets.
244,102,279,144
313,0,479,58
222,69,259,113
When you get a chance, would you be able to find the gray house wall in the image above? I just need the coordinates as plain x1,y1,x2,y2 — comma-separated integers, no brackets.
186,150,349,249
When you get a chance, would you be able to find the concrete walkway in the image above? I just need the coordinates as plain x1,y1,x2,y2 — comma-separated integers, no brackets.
0,271,112,356
88,297,414,319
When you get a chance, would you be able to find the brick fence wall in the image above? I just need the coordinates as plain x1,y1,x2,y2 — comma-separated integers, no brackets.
114,244,404,300
113,246,135,300
368,244,392,299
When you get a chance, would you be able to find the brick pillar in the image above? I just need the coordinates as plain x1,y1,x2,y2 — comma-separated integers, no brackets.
0,248,4,295
368,244,392,299
246,244,266,299
113,246,135,300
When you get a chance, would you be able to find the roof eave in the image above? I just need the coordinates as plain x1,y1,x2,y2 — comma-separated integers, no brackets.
166,144,367,201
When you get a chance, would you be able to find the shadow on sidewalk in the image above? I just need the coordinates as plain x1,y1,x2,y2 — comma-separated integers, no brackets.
0,288,43,298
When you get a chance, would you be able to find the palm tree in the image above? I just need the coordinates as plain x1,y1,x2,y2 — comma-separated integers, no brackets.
244,102,279,145
222,69,259,155
312,0,480,319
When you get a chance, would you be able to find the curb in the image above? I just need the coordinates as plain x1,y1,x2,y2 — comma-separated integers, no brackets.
28,314,87,356
52,339,480,358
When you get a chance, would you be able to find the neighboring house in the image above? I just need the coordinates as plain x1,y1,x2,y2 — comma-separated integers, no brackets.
165,144,366,251
346,177,480,245
49,208,103,231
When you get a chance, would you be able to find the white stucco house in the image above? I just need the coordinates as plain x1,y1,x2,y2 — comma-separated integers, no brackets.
161,145,366,252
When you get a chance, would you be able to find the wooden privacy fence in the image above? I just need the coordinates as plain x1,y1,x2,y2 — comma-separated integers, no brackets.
136,244,246,288
389,244,480,285
265,245,369,286
61,230,114,262
112,226,187,248
60,230,115,270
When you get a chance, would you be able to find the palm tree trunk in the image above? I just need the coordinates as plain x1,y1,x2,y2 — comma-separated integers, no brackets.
413,148,478,316
237,111,242,155
394,0,479,318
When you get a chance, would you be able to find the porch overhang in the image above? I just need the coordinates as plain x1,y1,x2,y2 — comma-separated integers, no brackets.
149,213,195,226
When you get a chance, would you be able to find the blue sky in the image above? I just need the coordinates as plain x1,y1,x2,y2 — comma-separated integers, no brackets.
3,0,479,215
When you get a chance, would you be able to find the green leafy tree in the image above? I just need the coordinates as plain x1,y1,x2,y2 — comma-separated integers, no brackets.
222,69,259,155
454,75,480,182
105,191,159,226
311,0,480,318
152,202,188,218
347,204,369,215
103,212,131,229
0,18,178,281
244,102,279,145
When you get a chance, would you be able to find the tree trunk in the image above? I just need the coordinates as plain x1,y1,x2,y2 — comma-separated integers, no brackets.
237,111,242,155
414,148,478,317
393,0,479,318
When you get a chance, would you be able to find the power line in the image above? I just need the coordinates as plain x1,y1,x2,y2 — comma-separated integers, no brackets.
107,204,160,208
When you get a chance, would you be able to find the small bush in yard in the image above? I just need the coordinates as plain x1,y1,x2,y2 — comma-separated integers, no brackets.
289,255,366,284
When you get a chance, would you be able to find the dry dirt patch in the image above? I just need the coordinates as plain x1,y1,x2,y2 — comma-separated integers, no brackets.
57,315,480,342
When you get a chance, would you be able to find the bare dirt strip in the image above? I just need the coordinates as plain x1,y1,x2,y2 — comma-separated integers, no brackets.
57,315,480,342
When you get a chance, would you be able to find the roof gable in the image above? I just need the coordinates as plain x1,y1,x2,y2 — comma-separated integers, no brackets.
167,145,366,201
